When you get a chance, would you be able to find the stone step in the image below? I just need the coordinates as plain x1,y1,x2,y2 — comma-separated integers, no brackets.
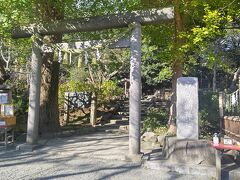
111,115,123,119
119,125,129,133
122,117,129,121
119,125,129,131
110,119,129,125
101,123,121,129
104,128,128,134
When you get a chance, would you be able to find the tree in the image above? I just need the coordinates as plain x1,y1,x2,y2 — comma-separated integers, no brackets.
168,0,185,130
182,0,240,92
140,0,239,131
0,0,140,134
64,48,126,126
27,1,65,134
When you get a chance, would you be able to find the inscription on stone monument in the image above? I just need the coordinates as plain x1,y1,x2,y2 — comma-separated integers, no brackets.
177,77,198,140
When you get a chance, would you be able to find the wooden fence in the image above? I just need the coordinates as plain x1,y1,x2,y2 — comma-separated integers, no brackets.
225,89,240,116
223,116,240,142
220,89,240,142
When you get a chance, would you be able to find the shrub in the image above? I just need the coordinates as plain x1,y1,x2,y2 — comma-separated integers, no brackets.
142,107,168,133
154,126,168,135
199,90,219,138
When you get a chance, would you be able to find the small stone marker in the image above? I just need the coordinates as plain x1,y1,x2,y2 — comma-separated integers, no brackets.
177,77,199,140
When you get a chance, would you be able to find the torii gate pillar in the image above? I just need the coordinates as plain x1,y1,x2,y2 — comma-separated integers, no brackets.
26,36,42,145
17,36,42,151
129,22,141,155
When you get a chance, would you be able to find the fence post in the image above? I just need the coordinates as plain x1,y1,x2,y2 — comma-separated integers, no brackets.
219,92,224,133
239,75,240,90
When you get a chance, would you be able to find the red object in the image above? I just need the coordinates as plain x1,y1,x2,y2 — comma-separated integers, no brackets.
212,143,240,151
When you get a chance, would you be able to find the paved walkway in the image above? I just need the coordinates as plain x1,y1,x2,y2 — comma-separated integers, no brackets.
39,132,129,160
0,131,212,180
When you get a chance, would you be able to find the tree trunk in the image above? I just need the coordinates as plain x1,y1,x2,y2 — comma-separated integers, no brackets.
34,0,64,135
0,59,9,85
168,0,184,132
169,60,183,124
213,64,217,92
90,92,98,126
39,35,61,135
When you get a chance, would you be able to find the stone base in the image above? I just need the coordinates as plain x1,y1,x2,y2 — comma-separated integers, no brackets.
162,136,215,165
16,143,40,152
124,153,143,162
144,160,216,177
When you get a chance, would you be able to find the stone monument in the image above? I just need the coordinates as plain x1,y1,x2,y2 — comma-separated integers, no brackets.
162,77,215,165
176,77,199,140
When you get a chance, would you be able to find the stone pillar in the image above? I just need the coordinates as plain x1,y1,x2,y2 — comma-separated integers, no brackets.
26,36,43,144
129,22,141,155
176,77,199,140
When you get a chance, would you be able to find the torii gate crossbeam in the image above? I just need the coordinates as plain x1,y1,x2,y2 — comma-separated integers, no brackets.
12,8,174,39
13,7,174,155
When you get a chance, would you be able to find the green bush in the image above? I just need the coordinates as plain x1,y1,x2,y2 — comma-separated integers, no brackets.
142,107,168,133
154,126,168,135
199,90,219,138
99,80,123,104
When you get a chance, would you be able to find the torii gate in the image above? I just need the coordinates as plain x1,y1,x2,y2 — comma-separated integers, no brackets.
12,8,174,155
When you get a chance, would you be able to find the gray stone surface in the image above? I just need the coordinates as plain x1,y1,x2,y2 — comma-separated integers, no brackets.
16,143,40,152
129,22,142,155
176,77,199,140
141,132,157,143
144,160,216,177
157,135,165,146
162,136,215,165
26,38,43,144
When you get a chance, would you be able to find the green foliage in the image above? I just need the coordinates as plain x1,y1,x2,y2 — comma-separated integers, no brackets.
181,1,239,74
142,107,168,133
153,126,168,136
59,79,123,107
99,80,123,104
141,25,175,86
199,90,219,138
58,56,124,107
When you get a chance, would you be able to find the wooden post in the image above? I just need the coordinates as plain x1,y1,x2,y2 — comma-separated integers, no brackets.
90,92,97,126
26,36,43,144
63,92,70,125
129,22,141,155
219,92,224,133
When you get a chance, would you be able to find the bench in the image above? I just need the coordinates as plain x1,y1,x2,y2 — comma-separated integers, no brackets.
212,143,240,180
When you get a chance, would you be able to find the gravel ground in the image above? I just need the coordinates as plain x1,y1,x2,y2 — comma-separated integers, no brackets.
0,149,210,180
0,132,211,180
